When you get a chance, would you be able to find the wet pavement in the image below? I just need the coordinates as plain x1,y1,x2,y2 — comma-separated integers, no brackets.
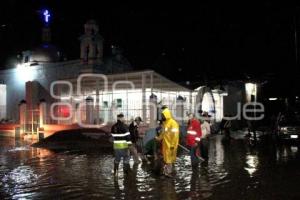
1,134,300,200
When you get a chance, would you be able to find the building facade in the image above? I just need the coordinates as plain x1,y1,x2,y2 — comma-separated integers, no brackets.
0,20,256,137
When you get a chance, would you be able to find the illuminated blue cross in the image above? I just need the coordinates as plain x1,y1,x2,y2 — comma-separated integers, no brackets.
43,10,51,23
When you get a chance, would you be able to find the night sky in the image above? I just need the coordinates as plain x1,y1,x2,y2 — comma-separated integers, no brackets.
0,1,298,85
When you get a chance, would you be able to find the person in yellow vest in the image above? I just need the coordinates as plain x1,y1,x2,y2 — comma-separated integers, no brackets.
155,107,179,177
111,113,132,176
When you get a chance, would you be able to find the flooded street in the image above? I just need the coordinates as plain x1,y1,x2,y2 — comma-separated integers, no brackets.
1,135,300,199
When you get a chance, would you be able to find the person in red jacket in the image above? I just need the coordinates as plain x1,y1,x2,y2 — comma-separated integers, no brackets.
186,112,202,166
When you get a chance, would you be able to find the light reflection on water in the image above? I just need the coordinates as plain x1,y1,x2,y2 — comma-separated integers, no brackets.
244,154,259,177
0,135,300,199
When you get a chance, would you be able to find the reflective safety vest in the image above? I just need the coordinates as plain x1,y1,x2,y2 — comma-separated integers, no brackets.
111,131,132,149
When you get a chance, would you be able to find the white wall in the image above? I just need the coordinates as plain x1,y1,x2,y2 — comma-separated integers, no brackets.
0,84,6,120
212,92,225,122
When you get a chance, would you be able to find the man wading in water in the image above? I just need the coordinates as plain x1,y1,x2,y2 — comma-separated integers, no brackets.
155,107,179,178
111,113,132,176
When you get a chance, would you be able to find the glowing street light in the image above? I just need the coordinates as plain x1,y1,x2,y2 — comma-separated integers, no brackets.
269,98,278,101
15,64,36,82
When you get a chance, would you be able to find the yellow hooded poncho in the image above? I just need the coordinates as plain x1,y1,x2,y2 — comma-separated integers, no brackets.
157,108,179,164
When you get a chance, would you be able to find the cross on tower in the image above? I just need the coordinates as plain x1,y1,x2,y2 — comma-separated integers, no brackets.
43,10,50,23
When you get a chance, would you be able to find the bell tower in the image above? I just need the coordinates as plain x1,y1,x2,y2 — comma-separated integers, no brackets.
41,9,51,43
79,20,104,64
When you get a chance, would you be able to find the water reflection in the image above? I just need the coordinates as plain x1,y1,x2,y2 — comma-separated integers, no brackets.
213,136,224,166
0,135,300,199
159,179,177,200
244,154,259,177
2,165,39,197
276,144,300,162
186,164,213,199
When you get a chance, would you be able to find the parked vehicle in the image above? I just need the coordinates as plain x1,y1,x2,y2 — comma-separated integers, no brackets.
275,111,300,141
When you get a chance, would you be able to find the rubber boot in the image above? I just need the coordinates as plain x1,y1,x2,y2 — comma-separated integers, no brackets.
114,162,119,177
163,164,172,178
163,164,173,178
123,163,130,175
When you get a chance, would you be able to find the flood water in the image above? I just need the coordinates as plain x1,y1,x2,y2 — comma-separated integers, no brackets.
1,134,300,200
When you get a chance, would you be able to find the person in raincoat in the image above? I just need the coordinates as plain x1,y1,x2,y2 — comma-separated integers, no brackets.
155,107,179,177
186,112,202,166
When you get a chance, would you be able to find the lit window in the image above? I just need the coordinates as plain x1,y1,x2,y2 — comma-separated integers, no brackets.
103,101,108,108
116,99,122,108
